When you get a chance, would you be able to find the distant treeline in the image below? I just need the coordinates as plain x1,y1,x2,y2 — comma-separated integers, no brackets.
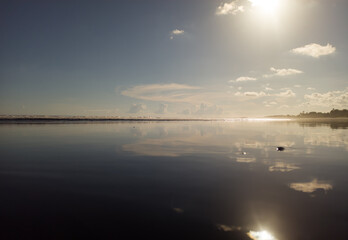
269,109,348,118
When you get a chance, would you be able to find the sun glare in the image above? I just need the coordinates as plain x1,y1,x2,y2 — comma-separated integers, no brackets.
248,230,276,240
249,0,280,14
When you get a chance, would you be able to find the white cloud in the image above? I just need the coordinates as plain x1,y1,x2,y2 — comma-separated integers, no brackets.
230,76,257,82
294,85,302,88
303,89,348,108
235,91,268,97
274,89,296,97
172,29,184,35
307,87,316,91
291,43,336,58
265,87,273,91
216,1,245,15
170,29,184,39
129,103,146,114
263,67,303,78
290,179,332,193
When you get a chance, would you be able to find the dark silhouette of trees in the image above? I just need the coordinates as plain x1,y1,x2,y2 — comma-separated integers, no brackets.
297,109,348,118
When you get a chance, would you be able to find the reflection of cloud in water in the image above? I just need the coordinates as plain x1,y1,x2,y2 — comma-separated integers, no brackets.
304,130,348,150
216,224,241,232
234,141,295,151
269,162,300,172
290,179,332,193
236,157,256,163
248,230,276,240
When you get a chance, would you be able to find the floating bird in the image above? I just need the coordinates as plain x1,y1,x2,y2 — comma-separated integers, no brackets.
276,146,285,151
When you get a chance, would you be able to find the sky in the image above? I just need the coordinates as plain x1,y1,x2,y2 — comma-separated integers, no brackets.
1,0,347,117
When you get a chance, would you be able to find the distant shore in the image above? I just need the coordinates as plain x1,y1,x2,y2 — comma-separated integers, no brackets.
1,115,348,123
0,116,217,123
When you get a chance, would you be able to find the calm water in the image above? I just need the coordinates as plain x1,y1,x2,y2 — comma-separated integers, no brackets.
1,120,348,240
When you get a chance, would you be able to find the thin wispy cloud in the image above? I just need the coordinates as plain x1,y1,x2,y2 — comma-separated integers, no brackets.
122,83,203,103
291,43,336,58
216,1,245,15
122,83,243,106
263,67,303,78
170,29,184,39
230,76,257,82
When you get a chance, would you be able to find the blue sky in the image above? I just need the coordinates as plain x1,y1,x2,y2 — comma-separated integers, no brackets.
1,0,347,117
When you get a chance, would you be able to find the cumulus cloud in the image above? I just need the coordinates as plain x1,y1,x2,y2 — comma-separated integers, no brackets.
291,43,336,58
274,89,296,97
303,89,348,108
235,91,268,97
216,1,245,15
129,103,146,114
290,179,332,193
263,67,303,78
230,76,257,82
121,83,201,103
170,29,184,39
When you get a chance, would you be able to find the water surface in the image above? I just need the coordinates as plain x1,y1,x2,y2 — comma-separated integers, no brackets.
1,120,348,239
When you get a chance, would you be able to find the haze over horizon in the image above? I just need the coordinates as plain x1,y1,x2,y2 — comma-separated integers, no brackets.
1,0,347,117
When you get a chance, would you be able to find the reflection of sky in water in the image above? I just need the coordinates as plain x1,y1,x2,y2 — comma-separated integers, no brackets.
0,121,348,240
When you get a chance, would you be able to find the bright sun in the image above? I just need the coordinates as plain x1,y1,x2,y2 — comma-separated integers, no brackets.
249,0,280,14
248,230,276,240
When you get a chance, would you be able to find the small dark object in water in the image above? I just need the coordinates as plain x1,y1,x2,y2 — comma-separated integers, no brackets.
276,147,285,151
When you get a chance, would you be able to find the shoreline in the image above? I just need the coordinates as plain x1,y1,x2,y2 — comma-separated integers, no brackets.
1,116,348,123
